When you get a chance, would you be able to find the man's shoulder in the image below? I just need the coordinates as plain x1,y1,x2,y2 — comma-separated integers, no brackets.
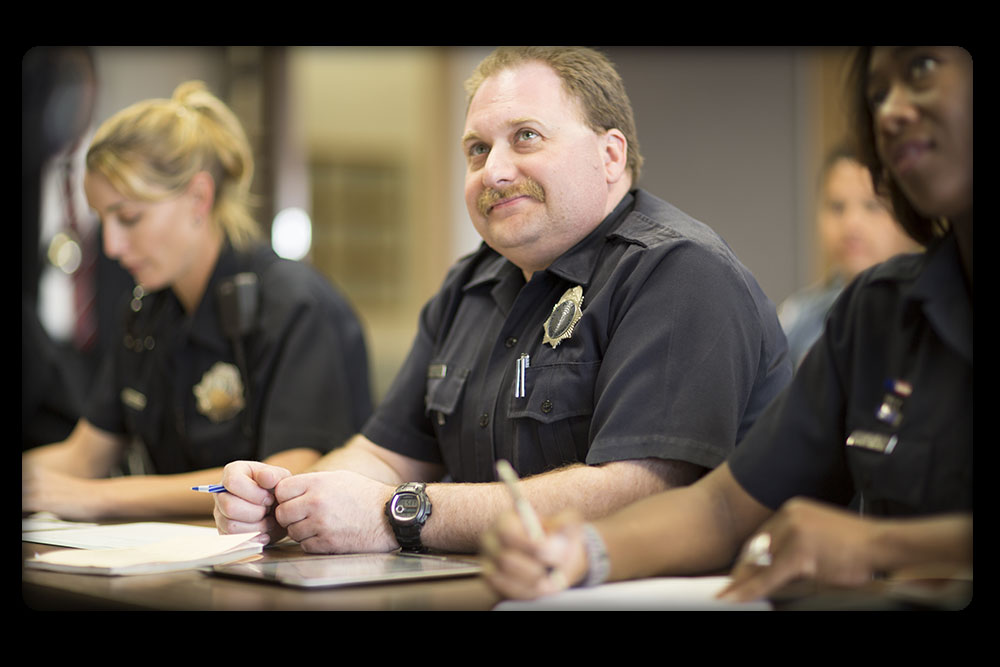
607,189,754,290
613,189,737,257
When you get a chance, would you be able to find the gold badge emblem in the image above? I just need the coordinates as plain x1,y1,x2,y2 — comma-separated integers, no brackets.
542,285,584,349
193,362,245,423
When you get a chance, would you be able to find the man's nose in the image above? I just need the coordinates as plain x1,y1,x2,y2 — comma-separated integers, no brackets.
482,144,518,189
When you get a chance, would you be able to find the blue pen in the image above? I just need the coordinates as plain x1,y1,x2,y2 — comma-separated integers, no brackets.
191,484,226,493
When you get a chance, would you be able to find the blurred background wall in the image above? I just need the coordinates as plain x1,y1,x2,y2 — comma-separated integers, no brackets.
28,45,857,405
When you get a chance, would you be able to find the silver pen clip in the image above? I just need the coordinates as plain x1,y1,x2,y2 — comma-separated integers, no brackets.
514,353,530,398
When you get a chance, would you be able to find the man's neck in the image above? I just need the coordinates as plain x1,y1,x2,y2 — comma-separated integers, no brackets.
515,181,634,281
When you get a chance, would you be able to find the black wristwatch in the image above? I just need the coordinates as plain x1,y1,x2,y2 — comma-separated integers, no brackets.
384,482,432,552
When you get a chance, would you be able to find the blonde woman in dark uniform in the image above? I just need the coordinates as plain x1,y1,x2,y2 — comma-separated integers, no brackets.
23,82,372,520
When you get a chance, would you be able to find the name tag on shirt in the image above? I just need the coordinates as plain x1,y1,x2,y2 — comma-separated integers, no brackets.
846,430,898,454
121,387,147,411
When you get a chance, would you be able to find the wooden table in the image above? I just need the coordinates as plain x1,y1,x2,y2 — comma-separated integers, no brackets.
22,521,971,611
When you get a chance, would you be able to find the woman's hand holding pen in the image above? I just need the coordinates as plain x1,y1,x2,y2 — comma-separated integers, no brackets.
214,461,292,545
480,509,589,600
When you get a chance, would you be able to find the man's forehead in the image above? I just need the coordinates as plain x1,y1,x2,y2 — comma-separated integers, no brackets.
463,62,587,134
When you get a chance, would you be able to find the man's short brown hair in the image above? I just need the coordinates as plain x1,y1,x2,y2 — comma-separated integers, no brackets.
465,46,643,183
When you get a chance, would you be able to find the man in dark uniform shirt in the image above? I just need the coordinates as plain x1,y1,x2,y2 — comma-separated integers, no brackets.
216,46,791,554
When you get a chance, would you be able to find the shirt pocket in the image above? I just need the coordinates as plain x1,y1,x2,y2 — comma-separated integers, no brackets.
506,360,600,472
845,430,932,514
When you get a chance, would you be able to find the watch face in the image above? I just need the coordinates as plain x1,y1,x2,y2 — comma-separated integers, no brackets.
391,493,420,523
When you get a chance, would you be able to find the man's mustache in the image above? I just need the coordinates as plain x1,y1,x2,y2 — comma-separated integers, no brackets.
477,179,546,218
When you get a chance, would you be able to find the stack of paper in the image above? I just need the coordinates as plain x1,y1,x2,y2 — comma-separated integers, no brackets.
24,522,262,576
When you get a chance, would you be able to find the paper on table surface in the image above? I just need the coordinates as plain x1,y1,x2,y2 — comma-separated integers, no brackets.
22,521,219,550
21,512,99,532
29,531,261,569
493,576,772,611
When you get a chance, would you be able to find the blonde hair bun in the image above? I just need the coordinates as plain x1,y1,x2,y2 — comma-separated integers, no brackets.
87,80,261,248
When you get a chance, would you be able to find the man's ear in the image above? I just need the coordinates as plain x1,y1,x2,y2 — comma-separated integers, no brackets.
601,128,628,185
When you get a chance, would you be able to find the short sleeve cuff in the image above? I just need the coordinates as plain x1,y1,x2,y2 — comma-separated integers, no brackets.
361,414,444,465
585,434,732,471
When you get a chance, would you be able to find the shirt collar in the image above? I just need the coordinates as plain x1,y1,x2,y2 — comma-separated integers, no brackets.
907,232,973,363
544,191,635,286
462,191,639,295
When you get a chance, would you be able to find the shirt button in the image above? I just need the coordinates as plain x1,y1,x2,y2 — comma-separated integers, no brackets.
479,412,490,428
504,337,517,348
540,399,553,414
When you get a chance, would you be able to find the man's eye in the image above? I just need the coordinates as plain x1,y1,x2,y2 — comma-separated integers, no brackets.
515,129,538,142
468,143,489,158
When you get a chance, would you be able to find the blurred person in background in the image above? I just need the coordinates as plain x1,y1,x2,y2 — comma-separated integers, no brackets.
22,46,104,450
779,145,921,367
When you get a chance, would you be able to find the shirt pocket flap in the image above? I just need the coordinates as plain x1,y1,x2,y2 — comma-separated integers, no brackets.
425,363,470,417
508,361,599,425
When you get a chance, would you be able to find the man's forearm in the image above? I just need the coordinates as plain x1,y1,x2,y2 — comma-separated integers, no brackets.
421,458,703,553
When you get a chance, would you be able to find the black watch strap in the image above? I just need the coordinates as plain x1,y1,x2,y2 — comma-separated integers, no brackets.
393,522,425,551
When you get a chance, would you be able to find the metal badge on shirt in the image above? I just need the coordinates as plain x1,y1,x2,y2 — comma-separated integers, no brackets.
193,362,246,423
542,286,584,349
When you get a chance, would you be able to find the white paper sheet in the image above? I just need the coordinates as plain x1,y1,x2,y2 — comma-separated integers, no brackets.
22,521,219,550
493,576,772,611
21,512,99,532
25,531,262,575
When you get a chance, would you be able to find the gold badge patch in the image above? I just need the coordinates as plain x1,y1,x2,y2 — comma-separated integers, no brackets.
193,362,245,423
542,285,584,349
